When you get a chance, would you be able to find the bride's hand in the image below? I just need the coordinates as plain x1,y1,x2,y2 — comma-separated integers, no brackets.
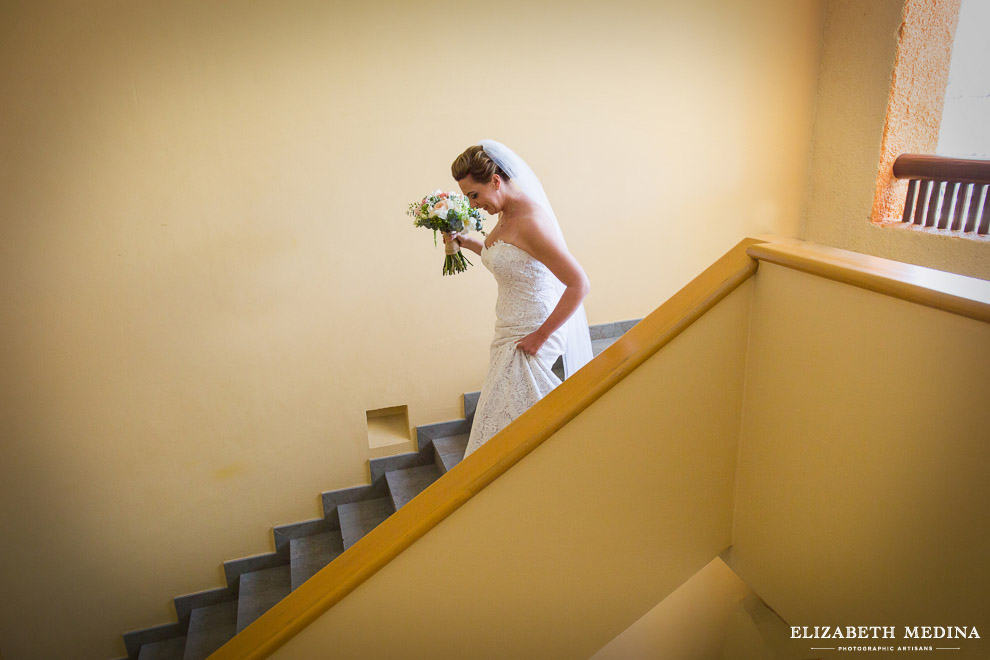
443,231,482,256
516,330,548,357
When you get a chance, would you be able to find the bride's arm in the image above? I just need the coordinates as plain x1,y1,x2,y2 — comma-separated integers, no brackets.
513,218,590,357
443,232,483,256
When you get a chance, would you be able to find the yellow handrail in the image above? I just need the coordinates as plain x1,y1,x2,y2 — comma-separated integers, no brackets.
747,242,990,323
207,236,768,660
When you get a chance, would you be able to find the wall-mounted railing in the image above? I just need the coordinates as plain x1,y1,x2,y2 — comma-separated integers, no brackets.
893,154,990,235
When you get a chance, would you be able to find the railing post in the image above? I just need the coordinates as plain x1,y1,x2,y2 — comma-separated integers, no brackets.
892,154,990,235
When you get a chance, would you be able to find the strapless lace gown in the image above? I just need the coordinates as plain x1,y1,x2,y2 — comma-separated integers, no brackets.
463,240,567,457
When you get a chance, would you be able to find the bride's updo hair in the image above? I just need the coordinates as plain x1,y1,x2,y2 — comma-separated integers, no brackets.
451,145,510,183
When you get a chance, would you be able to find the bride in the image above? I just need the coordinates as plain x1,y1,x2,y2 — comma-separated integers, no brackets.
445,140,592,457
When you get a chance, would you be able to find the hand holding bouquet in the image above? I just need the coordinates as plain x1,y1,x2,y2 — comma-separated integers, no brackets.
407,190,486,276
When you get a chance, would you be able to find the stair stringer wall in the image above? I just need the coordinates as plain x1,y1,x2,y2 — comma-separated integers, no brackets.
264,279,756,660
729,263,990,655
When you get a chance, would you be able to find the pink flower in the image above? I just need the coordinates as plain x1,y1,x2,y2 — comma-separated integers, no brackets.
429,199,452,220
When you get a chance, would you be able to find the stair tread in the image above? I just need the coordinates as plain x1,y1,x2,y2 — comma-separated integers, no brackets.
369,449,436,482
338,497,395,549
138,636,186,660
386,464,442,510
434,434,470,474
290,531,345,590
589,318,639,340
592,336,618,356
236,565,292,633
183,600,237,660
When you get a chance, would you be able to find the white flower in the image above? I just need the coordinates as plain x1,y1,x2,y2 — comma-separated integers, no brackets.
429,198,451,220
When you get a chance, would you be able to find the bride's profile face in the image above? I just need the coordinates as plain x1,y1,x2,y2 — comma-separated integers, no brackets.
457,174,501,216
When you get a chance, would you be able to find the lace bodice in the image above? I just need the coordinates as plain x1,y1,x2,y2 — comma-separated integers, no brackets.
481,240,563,336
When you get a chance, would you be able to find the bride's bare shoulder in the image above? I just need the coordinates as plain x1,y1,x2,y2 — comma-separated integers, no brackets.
513,200,555,234
510,205,564,259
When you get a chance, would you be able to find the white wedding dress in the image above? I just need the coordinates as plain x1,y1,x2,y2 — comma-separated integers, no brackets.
463,239,568,457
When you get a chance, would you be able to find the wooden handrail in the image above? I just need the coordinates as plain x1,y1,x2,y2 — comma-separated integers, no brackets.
747,242,990,323
893,154,990,185
206,237,767,660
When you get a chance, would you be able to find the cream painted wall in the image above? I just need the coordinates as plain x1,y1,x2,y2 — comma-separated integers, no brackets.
802,0,990,279
268,279,754,660
731,263,990,658
0,1,823,658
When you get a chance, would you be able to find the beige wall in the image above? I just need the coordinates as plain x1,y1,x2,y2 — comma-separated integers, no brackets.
803,0,990,280
268,280,754,660
0,1,823,658
730,263,990,658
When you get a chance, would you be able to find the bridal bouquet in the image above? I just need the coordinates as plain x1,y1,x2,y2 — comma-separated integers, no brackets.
407,190,485,276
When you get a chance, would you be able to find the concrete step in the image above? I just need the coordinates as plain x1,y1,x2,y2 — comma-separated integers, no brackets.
137,635,185,660
236,565,291,633
183,600,237,660
123,622,186,660
592,336,616,357
369,446,437,483
590,318,639,341
222,552,284,595
338,497,395,550
386,464,442,510
433,434,470,474
290,531,345,590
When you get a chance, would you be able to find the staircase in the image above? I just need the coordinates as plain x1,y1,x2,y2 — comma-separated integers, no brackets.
115,320,637,660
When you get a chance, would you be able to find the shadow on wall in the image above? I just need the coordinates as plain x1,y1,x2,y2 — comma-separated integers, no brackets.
591,557,810,660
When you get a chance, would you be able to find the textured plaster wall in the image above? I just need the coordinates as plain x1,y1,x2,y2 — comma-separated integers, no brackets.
871,0,959,227
0,1,823,658
803,0,989,280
